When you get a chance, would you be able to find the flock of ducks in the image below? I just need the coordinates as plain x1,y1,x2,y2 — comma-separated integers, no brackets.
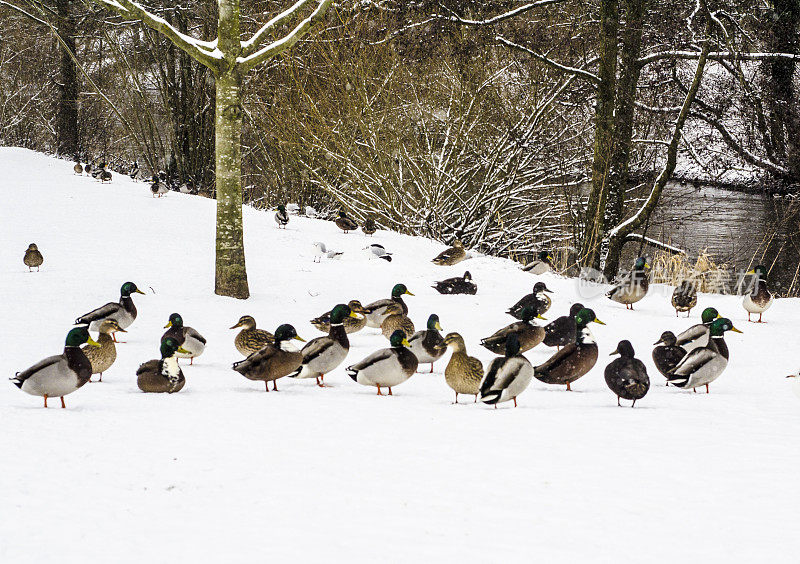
12,169,778,407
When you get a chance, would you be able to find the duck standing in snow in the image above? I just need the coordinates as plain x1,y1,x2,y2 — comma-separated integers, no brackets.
335,211,358,233
73,162,83,175
11,327,99,408
672,280,697,317
75,281,145,340
230,315,274,356
137,337,191,393
480,334,535,408
480,306,545,354
365,243,392,261
439,332,483,403
100,169,112,183
674,307,719,353
232,324,305,392
667,318,741,393
743,265,773,322
290,304,358,387
605,340,650,407
432,239,466,266
534,308,604,390
162,313,206,365
347,330,417,395
607,257,650,310
150,176,168,197
652,331,686,384
23,243,43,271
542,303,584,349
380,302,415,339
362,218,377,236
363,283,414,327
407,314,445,372
275,204,290,228
521,250,553,275
305,205,318,218
129,160,139,180
83,319,125,382
432,271,477,295
507,281,552,319
84,162,92,175
312,241,343,262
311,300,367,334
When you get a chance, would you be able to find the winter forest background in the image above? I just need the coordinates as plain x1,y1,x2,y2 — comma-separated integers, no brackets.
2,0,800,291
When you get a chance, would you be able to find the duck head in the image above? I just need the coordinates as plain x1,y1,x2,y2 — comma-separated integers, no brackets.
161,337,190,358
610,340,635,357
389,330,411,348
67,327,100,348
230,315,257,330
347,300,367,316
700,307,720,324
426,314,443,331
575,308,605,328
120,282,145,297
274,324,305,344
462,271,472,281
164,313,184,329
533,282,552,295
747,265,768,281
633,257,650,270
439,332,466,352
654,331,677,346
98,319,126,335
709,318,742,337
391,283,414,298
538,250,553,264
27,243,38,251
569,303,585,317
330,303,358,324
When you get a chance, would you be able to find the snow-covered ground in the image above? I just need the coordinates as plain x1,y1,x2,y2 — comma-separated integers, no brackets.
1,147,798,563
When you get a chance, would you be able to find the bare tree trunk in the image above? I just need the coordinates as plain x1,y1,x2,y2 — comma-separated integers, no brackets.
55,0,79,158
582,0,619,269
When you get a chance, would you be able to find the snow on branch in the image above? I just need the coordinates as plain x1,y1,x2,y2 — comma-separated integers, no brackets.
241,0,315,56
496,36,600,84
435,0,567,26
90,0,221,70
639,50,800,67
237,0,333,69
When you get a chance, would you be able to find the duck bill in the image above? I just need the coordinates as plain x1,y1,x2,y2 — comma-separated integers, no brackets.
593,318,606,325
230,322,243,329
401,338,411,347
434,321,443,331
294,335,306,342
134,289,146,295
405,290,415,296
609,348,619,356
116,326,128,333
349,312,361,319
536,314,547,321
87,337,101,348
164,321,172,328
730,327,743,334
177,347,191,355
542,286,553,294
653,339,664,346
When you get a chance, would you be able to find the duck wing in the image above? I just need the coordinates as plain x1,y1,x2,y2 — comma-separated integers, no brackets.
13,355,63,384
668,347,716,378
232,345,279,374
299,336,335,364
184,327,206,345
75,301,120,324
675,324,707,348
348,348,394,372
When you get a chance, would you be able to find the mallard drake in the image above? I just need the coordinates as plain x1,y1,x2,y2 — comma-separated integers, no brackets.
365,243,392,261
232,324,305,391
11,327,99,408
75,282,145,339
151,177,168,197
432,271,477,295
290,304,358,387
129,160,139,180
100,170,112,183
521,250,553,275
362,218,377,236
311,300,367,334
607,257,650,309
136,337,191,393
335,211,358,233
23,243,43,271
480,333,535,408
667,318,741,393
743,265,773,322
73,162,83,175
674,307,720,353
481,306,546,354
363,283,414,328
83,319,126,382
91,165,104,180
605,340,650,407
162,313,206,365
652,331,686,384
347,330,418,395
312,241,343,262
534,308,604,390
381,302,415,339
275,204,289,228
438,332,483,403
407,314,444,372
230,315,274,356
543,303,584,349
84,162,92,175
507,281,552,319
432,239,466,266
672,280,698,317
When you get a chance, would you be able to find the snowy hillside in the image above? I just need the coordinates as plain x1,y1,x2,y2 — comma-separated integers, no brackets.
1,147,799,563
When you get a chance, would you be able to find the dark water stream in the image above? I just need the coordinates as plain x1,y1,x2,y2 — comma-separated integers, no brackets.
633,182,800,295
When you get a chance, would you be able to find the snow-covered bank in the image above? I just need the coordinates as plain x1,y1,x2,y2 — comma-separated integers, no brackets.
1,148,799,563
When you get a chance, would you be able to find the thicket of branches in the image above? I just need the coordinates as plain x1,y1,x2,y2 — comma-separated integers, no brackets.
1,0,798,268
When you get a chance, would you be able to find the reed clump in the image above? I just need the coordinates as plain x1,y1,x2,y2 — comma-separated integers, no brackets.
651,249,730,294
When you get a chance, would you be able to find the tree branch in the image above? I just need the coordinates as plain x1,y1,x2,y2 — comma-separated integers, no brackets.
89,0,220,70
496,36,600,84
638,50,800,67
241,0,315,57
435,0,567,26
236,0,333,71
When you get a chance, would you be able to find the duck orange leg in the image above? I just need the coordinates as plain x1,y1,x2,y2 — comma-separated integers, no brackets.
272,380,278,391
453,392,459,404
566,382,572,391
705,383,709,393
60,396,66,408
43,395,48,408
376,385,383,395
388,387,393,396
265,381,270,392
513,397,518,407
